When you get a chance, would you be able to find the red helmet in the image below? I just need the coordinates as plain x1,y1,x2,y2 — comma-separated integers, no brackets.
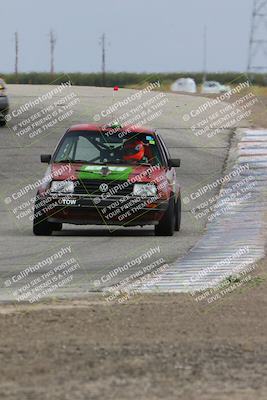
123,140,145,162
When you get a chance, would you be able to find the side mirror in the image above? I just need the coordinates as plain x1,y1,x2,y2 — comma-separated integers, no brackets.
169,158,181,168
41,154,51,163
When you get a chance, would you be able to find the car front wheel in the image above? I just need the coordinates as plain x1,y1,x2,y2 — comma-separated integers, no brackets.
175,196,181,231
155,197,175,236
33,197,61,236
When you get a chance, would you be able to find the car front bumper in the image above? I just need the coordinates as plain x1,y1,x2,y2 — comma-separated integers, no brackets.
41,193,168,226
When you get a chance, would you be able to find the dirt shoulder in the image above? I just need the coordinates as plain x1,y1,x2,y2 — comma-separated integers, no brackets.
0,264,266,400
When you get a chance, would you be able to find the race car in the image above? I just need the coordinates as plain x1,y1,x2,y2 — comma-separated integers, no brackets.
33,124,181,236
0,79,9,126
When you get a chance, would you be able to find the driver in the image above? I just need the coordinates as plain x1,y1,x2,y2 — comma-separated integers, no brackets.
123,139,145,163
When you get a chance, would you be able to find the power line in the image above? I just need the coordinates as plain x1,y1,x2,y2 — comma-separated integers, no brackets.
202,25,207,84
15,32,18,81
247,0,267,76
101,33,106,86
50,30,56,78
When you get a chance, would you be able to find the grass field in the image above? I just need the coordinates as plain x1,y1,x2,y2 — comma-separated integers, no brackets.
0,71,265,88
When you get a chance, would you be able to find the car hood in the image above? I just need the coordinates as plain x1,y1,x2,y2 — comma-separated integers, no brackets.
50,163,164,183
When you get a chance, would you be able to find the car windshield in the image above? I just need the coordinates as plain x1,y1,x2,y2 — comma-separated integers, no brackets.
53,130,163,166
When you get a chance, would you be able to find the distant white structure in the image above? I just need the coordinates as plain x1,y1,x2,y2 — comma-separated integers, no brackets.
201,81,230,94
171,78,197,93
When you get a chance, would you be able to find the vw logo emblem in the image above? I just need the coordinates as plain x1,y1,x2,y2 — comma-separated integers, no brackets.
99,183,109,193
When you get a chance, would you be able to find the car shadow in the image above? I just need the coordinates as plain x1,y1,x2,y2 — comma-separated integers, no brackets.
53,227,155,237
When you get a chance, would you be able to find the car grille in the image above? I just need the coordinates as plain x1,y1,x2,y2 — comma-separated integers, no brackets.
74,180,133,196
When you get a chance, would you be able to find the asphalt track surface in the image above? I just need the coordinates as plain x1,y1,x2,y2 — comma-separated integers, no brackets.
0,84,244,301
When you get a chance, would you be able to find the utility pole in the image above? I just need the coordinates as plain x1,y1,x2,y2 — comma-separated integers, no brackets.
15,31,18,82
50,30,56,78
247,0,267,78
101,33,106,87
202,25,207,84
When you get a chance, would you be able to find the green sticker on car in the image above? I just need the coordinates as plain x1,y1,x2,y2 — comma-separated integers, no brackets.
78,165,133,181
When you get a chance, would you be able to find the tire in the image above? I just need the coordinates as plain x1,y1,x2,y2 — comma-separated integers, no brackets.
175,196,181,231
33,217,53,236
33,196,58,236
53,223,63,231
155,196,175,236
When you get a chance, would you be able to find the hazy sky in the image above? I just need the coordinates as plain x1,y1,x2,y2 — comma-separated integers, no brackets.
2,0,253,73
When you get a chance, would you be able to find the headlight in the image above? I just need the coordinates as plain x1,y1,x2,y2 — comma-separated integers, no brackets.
133,183,157,197
50,180,74,193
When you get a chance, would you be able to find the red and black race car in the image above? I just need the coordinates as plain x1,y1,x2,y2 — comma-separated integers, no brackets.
33,124,181,236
